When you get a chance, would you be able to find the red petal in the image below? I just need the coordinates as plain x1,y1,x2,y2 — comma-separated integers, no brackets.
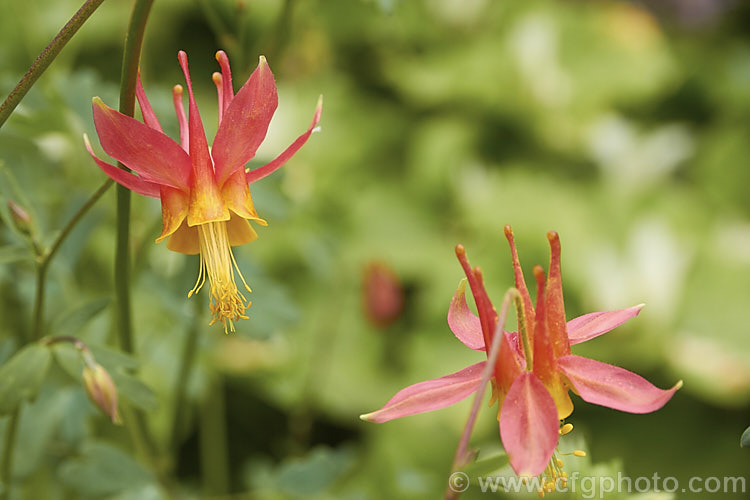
135,73,163,132
84,134,161,198
495,330,524,402
447,279,485,351
215,50,234,113
172,85,188,151
532,266,573,419
499,372,559,477
455,245,498,350
567,305,644,345
212,72,225,124
545,232,571,358
92,98,190,191
213,56,278,187
360,362,485,423
246,95,323,184
504,225,535,339
178,51,228,225
557,354,682,413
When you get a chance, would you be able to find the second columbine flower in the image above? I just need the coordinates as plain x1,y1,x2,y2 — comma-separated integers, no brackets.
86,50,321,332
362,227,681,492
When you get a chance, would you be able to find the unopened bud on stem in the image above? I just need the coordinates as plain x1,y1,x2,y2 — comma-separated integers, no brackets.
82,363,121,425
7,200,32,236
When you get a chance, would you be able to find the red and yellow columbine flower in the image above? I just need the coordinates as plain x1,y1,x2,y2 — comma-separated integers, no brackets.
362,227,681,491
85,50,321,332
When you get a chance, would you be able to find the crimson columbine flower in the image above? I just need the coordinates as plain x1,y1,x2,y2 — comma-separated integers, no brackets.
361,227,681,486
85,50,321,332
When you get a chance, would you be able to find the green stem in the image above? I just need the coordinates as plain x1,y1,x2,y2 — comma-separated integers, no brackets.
169,296,202,455
0,0,107,131
31,179,113,340
265,0,295,63
30,264,46,342
110,0,166,485
200,376,230,496
46,179,114,278
4,178,114,500
114,186,133,352
114,0,153,354
120,403,177,499
197,0,235,53
0,409,20,500
3,181,112,499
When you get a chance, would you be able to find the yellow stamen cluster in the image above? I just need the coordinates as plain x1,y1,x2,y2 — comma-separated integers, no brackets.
535,422,586,498
189,220,252,333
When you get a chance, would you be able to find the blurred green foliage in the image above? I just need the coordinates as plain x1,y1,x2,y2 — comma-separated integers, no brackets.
1,0,750,498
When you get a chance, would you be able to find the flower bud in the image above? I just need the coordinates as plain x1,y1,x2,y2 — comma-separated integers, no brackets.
362,261,404,328
82,363,122,425
7,200,32,236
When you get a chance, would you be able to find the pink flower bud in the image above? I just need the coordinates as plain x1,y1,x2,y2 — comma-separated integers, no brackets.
7,200,32,236
82,363,122,425
362,261,404,328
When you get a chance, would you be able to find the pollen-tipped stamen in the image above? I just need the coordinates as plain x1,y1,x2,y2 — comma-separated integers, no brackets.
535,421,584,497
188,220,252,333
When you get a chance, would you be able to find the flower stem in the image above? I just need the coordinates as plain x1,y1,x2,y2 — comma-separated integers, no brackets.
446,288,520,500
114,0,154,353
200,376,230,496
0,408,20,500
114,187,132,352
169,296,202,455
31,179,113,340
0,0,107,131
112,0,163,480
3,179,112,498
3,181,116,500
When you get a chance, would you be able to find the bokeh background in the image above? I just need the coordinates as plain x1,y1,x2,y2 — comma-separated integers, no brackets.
1,0,750,498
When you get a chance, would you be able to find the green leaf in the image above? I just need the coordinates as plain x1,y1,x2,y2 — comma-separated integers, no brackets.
0,343,52,415
0,339,16,365
52,298,111,337
741,425,750,448
272,446,355,496
14,388,76,476
461,452,509,478
0,245,31,265
110,484,162,500
49,343,82,381
89,345,156,411
58,441,154,496
109,369,158,411
50,343,156,411
89,344,139,371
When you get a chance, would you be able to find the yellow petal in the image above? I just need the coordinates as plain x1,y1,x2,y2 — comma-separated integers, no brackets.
167,219,199,254
156,186,189,243
226,212,258,247
187,167,230,226
221,170,267,226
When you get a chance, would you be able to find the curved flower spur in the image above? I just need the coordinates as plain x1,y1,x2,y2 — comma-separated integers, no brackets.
362,227,681,494
85,50,322,332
